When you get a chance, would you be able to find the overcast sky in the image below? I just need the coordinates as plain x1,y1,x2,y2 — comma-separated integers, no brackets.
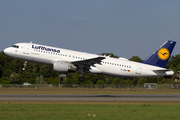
0,0,179,59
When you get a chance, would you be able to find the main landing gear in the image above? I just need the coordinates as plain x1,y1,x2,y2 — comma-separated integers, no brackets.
78,67,84,82
79,75,84,82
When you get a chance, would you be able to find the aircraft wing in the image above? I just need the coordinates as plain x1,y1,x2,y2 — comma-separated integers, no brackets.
71,56,105,68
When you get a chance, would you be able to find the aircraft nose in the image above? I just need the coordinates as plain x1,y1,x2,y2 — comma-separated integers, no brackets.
4,48,10,55
4,48,8,54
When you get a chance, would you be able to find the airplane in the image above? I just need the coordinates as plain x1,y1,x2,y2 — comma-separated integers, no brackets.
4,40,176,81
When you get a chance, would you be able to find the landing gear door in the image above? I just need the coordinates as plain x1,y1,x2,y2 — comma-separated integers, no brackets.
24,44,30,54
136,64,141,75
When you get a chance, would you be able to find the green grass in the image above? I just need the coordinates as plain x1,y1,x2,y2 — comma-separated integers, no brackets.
1,87,180,94
0,102,180,120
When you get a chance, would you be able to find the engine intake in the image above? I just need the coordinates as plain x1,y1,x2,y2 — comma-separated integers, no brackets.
53,61,77,73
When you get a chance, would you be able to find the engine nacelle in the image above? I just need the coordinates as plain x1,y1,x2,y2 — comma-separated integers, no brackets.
53,61,77,73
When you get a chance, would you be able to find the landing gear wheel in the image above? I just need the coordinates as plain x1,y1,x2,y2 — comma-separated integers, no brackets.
79,76,84,82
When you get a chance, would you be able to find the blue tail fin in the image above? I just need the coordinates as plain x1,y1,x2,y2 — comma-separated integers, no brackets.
142,40,176,68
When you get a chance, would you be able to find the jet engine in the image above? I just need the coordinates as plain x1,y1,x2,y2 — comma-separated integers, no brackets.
53,61,77,73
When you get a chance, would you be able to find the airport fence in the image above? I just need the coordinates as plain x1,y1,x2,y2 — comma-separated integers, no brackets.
0,83,180,89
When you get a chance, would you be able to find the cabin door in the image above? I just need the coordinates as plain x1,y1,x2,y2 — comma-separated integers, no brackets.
24,44,30,54
136,64,142,75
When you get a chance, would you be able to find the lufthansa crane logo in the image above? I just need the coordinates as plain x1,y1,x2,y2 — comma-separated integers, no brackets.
158,48,170,60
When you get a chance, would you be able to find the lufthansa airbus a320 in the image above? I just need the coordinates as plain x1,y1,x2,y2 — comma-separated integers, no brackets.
4,40,176,81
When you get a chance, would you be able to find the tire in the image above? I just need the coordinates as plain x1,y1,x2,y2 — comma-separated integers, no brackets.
79,76,84,82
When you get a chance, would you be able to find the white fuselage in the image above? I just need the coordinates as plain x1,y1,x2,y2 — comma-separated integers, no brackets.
4,42,174,77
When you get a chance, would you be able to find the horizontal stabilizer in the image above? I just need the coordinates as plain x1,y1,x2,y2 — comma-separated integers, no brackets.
152,69,174,76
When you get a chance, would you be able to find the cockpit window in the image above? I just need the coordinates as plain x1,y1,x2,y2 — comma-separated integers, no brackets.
11,45,19,48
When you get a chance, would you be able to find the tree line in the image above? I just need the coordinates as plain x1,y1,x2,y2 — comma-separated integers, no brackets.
0,51,180,85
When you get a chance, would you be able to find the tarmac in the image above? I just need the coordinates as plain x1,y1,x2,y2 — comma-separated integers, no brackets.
0,94,180,102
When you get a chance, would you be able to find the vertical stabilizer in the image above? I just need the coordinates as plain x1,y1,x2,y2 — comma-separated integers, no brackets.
142,40,176,68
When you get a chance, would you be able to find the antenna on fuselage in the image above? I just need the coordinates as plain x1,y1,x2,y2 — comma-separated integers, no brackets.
30,41,32,44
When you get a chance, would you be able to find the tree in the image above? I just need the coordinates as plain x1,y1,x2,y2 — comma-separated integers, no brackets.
0,65,2,78
39,65,59,78
10,73,21,84
111,78,118,84
66,72,80,84
100,53,119,58
129,56,142,62
36,75,45,84
169,55,180,73
96,80,105,84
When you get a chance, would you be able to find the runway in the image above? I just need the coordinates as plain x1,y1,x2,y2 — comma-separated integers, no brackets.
0,94,180,102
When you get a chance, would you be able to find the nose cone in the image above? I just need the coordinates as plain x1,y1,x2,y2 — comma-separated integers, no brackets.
4,48,8,54
4,47,11,55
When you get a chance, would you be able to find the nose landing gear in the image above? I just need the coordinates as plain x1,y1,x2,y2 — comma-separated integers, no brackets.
22,61,27,71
